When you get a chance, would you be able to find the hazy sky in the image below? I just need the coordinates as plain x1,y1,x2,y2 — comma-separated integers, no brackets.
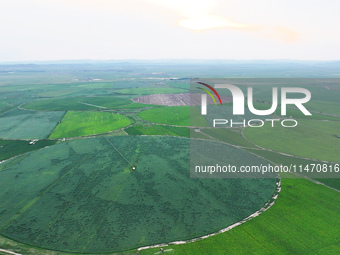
1,0,339,61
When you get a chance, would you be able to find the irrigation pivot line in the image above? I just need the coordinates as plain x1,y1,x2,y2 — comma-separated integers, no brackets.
103,137,133,167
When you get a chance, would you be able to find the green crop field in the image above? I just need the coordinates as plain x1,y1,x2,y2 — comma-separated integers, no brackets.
115,87,187,95
0,103,8,111
304,100,340,116
0,109,65,139
140,177,340,255
49,111,132,138
154,125,190,137
125,124,190,137
139,106,191,126
202,104,270,127
22,96,132,111
0,140,57,161
116,103,159,109
76,82,115,89
0,136,276,253
37,89,79,98
0,103,15,115
138,106,208,126
273,107,340,121
166,81,190,89
201,128,257,148
111,81,152,89
244,148,340,190
243,119,340,163
1,62,340,255
125,125,166,136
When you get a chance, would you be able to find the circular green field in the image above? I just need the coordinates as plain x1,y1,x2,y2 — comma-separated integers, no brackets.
0,136,276,253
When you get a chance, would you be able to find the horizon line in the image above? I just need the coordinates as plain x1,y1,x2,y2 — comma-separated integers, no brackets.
1,58,339,65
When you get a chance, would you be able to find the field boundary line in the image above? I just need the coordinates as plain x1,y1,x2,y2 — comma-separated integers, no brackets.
103,137,133,166
241,128,340,164
292,173,340,193
0,248,22,255
241,129,340,193
17,104,38,112
138,177,282,251
77,101,106,109
195,129,257,149
0,141,56,168
308,109,340,118
0,107,17,116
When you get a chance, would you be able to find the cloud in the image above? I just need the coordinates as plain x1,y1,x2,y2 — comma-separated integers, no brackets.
40,0,301,42
179,15,250,31
146,0,301,42
146,0,215,15
264,26,301,42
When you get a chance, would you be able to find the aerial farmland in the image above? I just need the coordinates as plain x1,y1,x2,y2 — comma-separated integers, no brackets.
0,61,339,255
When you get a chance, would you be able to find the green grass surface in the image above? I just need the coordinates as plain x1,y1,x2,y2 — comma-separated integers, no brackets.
76,82,114,89
304,100,340,116
140,177,340,255
22,97,132,111
0,136,275,253
190,129,212,140
0,103,8,110
37,89,79,98
314,179,340,190
115,87,187,95
138,106,208,127
243,120,340,163
125,125,190,137
139,106,191,126
101,130,129,137
0,140,57,161
166,81,190,90
154,125,190,137
244,148,330,167
274,107,340,121
1,67,340,255
125,125,165,136
116,103,160,109
191,106,210,127
202,104,270,127
244,148,340,190
201,128,257,148
0,104,16,116
0,109,65,139
49,111,132,138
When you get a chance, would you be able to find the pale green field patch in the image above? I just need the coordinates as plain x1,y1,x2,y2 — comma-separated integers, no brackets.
244,119,340,163
49,111,132,138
